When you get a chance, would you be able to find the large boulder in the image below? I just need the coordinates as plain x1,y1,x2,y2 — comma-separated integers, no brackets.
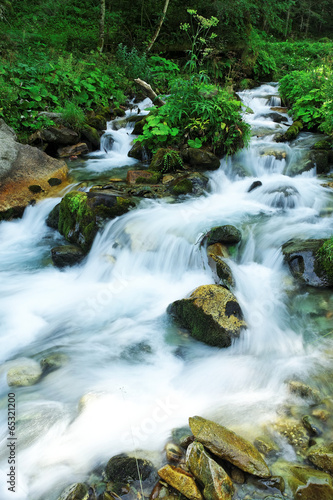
168,285,246,347
0,119,68,217
181,148,220,170
189,416,271,478
33,126,80,145
282,238,333,287
186,441,234,500
204,225,242,246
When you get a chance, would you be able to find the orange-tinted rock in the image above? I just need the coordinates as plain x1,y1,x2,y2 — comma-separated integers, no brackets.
126,170,155,184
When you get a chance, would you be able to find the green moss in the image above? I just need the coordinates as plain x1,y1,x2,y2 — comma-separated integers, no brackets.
317,238,333,282
171,178,193,195
113,107,126,117
312,140,332,151
58,191,97,253
93,197,134,219
285,120,303,141
135,173,162,184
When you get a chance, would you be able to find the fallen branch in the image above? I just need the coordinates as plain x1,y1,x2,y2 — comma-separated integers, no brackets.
134,78,165,107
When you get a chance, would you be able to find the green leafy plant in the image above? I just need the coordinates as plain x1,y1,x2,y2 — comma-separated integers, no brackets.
60,101,86,130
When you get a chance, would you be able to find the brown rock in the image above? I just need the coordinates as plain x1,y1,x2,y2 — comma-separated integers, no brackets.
157,465,203,500
189,416,270,478
186,441,234,500
0,120,68,214
58,143,89,158
126,170,156,185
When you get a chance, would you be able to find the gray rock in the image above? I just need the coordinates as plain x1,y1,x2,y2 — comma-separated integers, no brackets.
57,483,89,500
7,359,42,387
51,245,85,268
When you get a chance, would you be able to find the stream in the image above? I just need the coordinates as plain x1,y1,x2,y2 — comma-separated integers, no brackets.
1,83,333,499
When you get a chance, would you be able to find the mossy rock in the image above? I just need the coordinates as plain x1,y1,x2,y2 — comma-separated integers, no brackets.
150,148,183,173
28,184,43,193
57,483,89,500
128,141,146,161
105,454,155,482
81,124,101,148
307,442,333,473
113,107,126,117
87,114,107,131
135,172,162,184
51,245,85,268
181,147,220,170
275,120,303,142
57,191,134,253
46,203,60,229
309,150,330,174
58,191,97,253
205,225,242,245
171,178,193,195
312,139,332,151
282,238,333,287
131,117,147,135
0,206,25,221
168,284,246,347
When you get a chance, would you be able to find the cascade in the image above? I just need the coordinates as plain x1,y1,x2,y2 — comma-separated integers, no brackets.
0,84,332,500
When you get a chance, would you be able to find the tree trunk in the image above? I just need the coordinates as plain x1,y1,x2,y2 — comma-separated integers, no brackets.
285,7,291,38
99,0,106,54
146,0,170,52
134,78,165,107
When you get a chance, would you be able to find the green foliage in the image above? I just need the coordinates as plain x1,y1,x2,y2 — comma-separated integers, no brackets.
280,66,333,134
149,148,183,174
61,102,86,130
136,74,249,156
0,53,126,133
317,238,333,282
116,43,151,81
180,9,219,74
149,56,180,92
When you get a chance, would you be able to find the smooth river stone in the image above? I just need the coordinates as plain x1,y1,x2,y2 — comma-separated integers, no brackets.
158,464,203,500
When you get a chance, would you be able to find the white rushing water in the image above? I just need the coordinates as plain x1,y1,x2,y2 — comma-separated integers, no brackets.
0,84,333,499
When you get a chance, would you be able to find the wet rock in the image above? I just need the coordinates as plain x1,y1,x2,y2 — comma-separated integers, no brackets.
307,442,333,473
128,142,147,161
157,464,203,500
288,380,321,403
289,464,333,500
248,180,262,192
282,238,333,287
171,178,193,195
131,117,147,136
186,441,234,500
272,417,309,454
309,150,330,174
230,466,245,484
171,426,193,448
150,482,187,500
166,443,184,463
81,124,101,149
57,483,89,500
168,285,246,347
0,119,68,216
271,107,288,114
253,436,280,458
58,142,89,158
302,415,323,436
57,190,134,253
40,353,68,373
275,120,303,142
207,245,235,288
51,245,85,268
127,170,159,185
205,225,242,246
46,203,60,229
189,416,271,478
105,454,155,482
265,112,289,124
34,126,80,145
7,359,42,387
181,148,220,171
87,115,107,131
312,139,333,151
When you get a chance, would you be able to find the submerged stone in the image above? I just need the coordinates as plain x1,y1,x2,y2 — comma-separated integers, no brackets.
105,454,155,482
168,285,246,347
189,416,271,478
7,359,42,387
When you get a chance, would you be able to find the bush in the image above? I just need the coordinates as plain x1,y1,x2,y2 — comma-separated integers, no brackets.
135,74,250,156
61,102,86,130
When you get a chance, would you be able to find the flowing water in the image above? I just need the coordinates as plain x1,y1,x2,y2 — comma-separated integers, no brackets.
1,84,333,499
